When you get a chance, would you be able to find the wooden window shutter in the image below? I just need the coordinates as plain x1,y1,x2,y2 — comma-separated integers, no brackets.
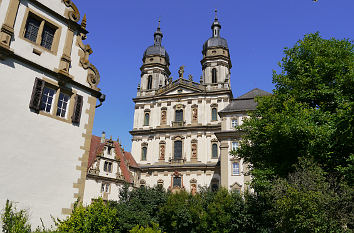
29,78,45,111
72,94,83,124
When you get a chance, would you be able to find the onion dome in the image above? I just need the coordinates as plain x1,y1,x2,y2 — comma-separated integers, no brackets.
143,20,170,65
203,10,228,53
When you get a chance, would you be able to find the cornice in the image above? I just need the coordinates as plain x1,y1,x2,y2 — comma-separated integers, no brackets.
214,130,244,140
86,173,130,184
133,89,233,103
139,162,219,171
130,124,221,136
5,50,103,98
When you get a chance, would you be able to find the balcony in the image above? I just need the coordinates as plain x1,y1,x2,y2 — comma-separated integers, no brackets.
172,121,185,127
169,158,186,164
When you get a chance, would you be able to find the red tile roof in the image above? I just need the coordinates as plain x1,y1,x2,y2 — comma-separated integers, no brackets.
87,135,139,183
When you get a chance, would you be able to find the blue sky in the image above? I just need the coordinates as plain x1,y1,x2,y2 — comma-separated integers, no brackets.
74,0,354,150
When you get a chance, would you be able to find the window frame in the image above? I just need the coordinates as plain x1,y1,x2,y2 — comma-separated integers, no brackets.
232,162,240,176
174,140,183,160
141,146,147,161
144,112,150,126
147,75,152,90
175,109,183,122
232,141,238,151
103,161,113,173
211,143,218,159
231,118,238,128
211,108,218,121
56,92,70,118
40,86,56,114
20,8,62,55
36,78,76,124
211,68,217,83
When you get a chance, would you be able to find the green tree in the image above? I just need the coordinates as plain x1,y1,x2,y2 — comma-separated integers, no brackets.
269,158,353,232
1,200,31,233
56,199,118,233
109,185,168,232
238,33,354,183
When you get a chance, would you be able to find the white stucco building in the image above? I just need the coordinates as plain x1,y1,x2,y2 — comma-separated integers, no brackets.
0,0,104,228
83,132,140,204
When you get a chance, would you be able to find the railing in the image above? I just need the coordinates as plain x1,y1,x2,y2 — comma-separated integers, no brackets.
172,121,185,127
169,158,186,164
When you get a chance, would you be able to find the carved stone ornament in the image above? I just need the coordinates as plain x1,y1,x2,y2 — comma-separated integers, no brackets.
159,144,165,160
63,0,80,22
161,110,167,124
192,107,198,122
178,66,184,79
191,143,197,158
188,74,193,81
77,32,100,90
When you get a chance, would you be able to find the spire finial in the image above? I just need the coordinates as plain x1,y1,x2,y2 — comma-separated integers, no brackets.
214,9,218,20
158,18,161,29
81,13,87,29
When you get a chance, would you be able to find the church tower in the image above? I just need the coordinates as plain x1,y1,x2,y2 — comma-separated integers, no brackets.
201,10,232,90
138,21,171,97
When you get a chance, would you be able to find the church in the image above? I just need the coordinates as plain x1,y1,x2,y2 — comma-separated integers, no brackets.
128,13,270,193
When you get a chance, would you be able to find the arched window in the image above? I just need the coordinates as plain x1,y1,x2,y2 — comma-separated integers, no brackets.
147,75,152,90
141,146,147,161
174,140,182,159
144,113,150,126
212,68,217,83
212,143,218,158
211,108,217,121
175,109,183,122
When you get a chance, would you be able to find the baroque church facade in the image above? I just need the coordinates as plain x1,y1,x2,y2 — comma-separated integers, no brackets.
129,14,270,193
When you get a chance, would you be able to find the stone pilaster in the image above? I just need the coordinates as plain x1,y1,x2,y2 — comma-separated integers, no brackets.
220,142,229,188
0,0,20,58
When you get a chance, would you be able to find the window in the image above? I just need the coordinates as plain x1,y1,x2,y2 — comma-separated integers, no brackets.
40,86,56,113
147,75,152,90
232,119,238,128
56,92,70,118
175,109,183,122
103,161,112,173
232,162,240,175
22,12,59,52
40,24,55,50
232,142,238,151
24,16,40,42
174,141,182,159
144,113,150,126
141,147,147,161
29,78,83,124
101,183,110,193
211,108,218,121
212,68,217,83
173,176,182,188
212,143,218,158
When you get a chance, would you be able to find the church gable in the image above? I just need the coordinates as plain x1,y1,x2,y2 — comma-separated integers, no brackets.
156,79,204,96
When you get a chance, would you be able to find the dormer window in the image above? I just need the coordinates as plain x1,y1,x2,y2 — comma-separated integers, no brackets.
103,161,112,173
212,68,217,83
147,75,152,90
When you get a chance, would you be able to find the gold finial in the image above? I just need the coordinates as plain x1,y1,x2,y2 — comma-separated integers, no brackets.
81,14,87,29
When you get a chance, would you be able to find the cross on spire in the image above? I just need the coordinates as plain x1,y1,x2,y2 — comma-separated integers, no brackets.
214,9,218,20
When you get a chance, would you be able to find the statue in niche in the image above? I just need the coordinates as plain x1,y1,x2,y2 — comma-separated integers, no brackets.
191,184,197,195
192,108,198,121
160,144,165,159
191,143,197,158
168,77,172,84
161,110,167,124
178,66,185,79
